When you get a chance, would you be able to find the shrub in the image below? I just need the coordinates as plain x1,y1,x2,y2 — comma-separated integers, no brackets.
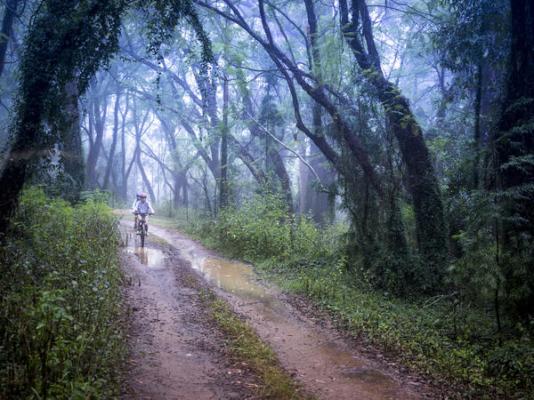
0,188,124,399
194,193,346,265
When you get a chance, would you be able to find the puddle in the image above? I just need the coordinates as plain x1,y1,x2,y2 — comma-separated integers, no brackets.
200,257,267,299
187,254,287,320
127,247,166,269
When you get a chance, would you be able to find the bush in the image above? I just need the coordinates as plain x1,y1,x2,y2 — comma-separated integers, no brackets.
193,193,346,265
0,188,124,399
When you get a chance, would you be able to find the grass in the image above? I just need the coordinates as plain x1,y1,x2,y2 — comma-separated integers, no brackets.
199,290,311,400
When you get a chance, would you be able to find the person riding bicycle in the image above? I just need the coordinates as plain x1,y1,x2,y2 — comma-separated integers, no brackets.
132,192,142,228
132,192,155,234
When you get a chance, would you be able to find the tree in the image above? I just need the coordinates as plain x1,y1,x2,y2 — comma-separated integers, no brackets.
339,0,447,287
494,0,534,317
0,0,20,78
0,0,211,234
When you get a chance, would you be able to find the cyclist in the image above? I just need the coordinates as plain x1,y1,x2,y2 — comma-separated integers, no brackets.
132,192,155,234
131,192,142,228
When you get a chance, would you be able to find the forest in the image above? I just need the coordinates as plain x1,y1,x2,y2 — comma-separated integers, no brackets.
0,0,533,399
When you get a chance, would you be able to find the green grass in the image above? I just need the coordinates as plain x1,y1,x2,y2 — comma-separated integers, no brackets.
200,290,311,400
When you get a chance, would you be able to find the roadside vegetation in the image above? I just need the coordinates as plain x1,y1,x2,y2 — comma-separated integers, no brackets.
167,195,534,399
0,188,124,399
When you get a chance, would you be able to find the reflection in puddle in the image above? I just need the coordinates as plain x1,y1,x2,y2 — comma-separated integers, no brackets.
318,340,363,368
201,258,266,299
127,247,166,269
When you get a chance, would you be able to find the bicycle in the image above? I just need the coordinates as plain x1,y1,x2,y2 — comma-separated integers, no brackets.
135,213,149,247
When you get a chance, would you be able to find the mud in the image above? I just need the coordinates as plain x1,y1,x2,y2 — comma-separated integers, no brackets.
120,228,256,400
148,223,434,400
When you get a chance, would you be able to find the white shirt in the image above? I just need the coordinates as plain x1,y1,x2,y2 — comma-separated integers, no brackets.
133,199,154,215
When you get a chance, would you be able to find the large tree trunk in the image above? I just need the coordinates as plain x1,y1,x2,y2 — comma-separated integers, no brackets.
60,80,84,200
340,0,447,286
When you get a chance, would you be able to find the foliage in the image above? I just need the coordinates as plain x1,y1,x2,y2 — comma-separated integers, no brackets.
0,188,124,399
433,0,509,83
185,193,342,264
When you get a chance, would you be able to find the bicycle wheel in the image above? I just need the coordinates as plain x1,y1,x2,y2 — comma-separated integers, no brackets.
140,223,145,247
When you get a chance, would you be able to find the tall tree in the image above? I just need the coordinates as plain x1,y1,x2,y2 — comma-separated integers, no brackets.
339,0,447,287
494,0,534,316
219,75,229,208
103,86,122,190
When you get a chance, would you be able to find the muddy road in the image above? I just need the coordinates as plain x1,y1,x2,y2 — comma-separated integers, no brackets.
120,219,433,399
120,232,256,399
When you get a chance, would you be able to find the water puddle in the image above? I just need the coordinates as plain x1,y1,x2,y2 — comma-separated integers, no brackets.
127,247,166,269
200,257,266,299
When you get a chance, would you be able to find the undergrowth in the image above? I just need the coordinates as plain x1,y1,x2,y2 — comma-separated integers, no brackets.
164,195,534,399
0,188,124,399
260,262,534,399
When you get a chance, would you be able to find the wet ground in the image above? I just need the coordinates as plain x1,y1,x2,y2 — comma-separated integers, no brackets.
134,221,433,400
120,228,257,400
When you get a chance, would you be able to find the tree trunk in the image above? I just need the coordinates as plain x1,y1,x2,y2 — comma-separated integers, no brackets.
303,0,335,225
136,147,156,204
494,0,534,317
103,89,121,190
473,63,483,189
60,80,84,200
219,77,229,209
120,92,130,201
267,144,294,214
340,0,447,286
85,90,108,189
0,0,19,78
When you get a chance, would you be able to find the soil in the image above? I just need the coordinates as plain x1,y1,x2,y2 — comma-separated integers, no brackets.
120,218,438,400
120,228,258,400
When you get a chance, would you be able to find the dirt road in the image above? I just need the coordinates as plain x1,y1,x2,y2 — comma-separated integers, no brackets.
121,220,433,399
120,231,256,399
